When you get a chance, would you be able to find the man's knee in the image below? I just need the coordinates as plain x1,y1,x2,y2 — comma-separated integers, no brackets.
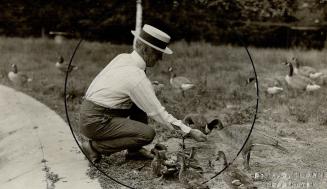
142,126,155,142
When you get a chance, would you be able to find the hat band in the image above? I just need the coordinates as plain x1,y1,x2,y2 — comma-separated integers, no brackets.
139,30,168,50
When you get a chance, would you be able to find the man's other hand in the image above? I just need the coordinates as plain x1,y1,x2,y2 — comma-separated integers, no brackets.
188,129,207,142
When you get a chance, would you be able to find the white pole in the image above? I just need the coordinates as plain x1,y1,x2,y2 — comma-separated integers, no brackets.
133,0,142,49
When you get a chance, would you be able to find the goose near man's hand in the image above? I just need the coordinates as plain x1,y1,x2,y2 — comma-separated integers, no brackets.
183,113,223,135
168,67,194,97
55,55,78,73
284,61,320,92
8,64,32,86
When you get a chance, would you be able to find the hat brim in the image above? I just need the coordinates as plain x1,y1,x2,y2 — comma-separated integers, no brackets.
131,31,173,54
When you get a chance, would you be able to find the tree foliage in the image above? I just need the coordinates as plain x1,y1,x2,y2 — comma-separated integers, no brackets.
0,0,326,48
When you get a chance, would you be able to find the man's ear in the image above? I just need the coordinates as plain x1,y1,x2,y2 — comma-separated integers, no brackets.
143,45,151,54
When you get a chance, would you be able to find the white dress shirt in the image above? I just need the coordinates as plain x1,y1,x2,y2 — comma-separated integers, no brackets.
85,51,191,133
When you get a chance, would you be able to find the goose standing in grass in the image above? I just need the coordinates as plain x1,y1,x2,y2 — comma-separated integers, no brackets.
284,61,321,92
55,55,78,73
246,76,284,95
216,151,257,189
168,67,194,97
178,152,209,189
216,123,288,170
151,150,168,177
150,143,179,179
291,57,323,79
8,64,32,86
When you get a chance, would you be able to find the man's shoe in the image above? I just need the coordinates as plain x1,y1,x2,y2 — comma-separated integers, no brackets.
81,140,101,163
126,148,154,160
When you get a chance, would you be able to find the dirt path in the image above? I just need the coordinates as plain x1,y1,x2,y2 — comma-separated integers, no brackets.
0,85,101,189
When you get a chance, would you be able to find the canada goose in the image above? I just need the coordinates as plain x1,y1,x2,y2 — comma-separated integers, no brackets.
178,152,209,189
216,151,257,189
291,57,323,79
55,55,78,73
284,61,320,92
183,113,223,135
216,124,288,170
246,76,283,95
151,150,168,177
8,64,32,86
150,143,179,178
168,67,194,97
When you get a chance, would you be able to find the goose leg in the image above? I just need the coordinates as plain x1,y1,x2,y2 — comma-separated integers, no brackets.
242,146,253,170
182,137,186,150
182,90,186,98
246,150,251,170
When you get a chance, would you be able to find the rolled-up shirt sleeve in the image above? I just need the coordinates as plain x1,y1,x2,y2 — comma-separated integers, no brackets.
129,76,191,134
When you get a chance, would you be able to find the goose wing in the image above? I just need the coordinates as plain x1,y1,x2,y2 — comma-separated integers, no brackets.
267,86,283,94
172,76,192,85
285,75,314,90
257,76,283,90
300,66,316,74
297,66,323,79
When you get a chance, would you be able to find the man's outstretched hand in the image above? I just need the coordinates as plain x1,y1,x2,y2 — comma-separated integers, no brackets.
187,129,207,142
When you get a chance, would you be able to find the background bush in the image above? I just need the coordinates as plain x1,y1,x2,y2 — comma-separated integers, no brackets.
0,0,326,48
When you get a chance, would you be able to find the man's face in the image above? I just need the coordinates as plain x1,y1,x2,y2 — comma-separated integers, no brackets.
146,48,163,67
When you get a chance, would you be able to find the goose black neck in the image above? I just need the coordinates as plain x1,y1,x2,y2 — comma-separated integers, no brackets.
13,65,18,73
190,147,196,159
288,63,293,76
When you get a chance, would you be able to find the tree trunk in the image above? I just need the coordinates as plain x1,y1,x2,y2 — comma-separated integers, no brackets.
133,0,142,49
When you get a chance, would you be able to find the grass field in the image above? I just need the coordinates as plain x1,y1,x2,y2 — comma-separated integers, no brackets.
1,37,327,188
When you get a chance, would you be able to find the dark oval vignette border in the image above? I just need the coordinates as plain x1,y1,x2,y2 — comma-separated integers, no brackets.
63,30,259,189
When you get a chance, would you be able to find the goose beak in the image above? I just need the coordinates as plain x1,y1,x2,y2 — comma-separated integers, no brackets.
204,125,210,134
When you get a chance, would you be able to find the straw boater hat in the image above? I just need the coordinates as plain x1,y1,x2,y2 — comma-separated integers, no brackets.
131,24,173,54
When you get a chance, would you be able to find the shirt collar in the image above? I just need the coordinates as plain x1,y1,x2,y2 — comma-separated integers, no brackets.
130,51,146,71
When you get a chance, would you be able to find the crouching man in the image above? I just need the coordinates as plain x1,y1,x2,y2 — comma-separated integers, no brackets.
79,24,207,163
